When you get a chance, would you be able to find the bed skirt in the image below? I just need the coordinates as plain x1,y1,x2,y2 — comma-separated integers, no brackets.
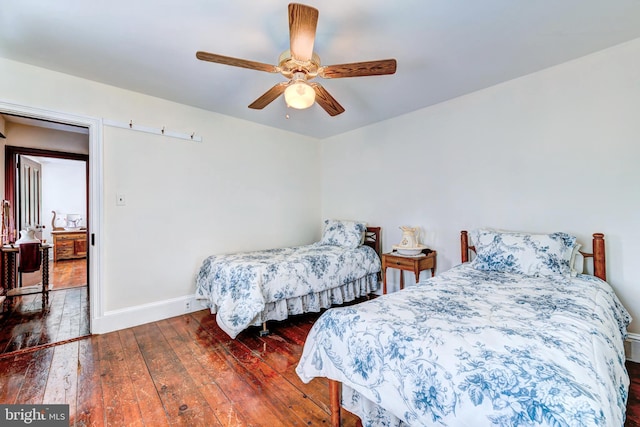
251,272,380,326
343,385,406,427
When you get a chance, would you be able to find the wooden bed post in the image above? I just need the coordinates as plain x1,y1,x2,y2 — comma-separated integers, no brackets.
461,230,469,263
329,379,341,427
593,233,606,281
580,233,606,281
364,227,382,258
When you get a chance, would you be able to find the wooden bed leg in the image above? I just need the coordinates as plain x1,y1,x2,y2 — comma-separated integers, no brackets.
259,322,270,336
329,379,341,427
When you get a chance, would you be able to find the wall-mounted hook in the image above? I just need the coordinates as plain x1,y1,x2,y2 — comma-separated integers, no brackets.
103,119,201,142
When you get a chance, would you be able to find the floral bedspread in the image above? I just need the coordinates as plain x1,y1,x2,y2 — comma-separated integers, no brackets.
195,243,381,338
296,263,631,427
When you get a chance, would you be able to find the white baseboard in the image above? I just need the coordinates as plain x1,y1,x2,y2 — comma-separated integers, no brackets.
91,294,205,335
626,333,640,363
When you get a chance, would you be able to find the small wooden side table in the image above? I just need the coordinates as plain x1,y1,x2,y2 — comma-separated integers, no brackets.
1,244,51,309
382,249,436,294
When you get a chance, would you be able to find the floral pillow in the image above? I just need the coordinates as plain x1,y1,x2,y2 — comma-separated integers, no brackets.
319,219,367,249
469,228,577,277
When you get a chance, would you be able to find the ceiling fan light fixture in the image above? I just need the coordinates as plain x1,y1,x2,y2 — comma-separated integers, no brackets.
197,3,396,116
284,79,315,109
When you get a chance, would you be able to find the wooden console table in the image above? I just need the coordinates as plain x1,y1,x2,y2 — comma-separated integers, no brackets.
52,230,87,262
1,243,51,308
381,249,437,294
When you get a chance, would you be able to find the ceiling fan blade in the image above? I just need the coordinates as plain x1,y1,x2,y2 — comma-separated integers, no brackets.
248,82,289,109
196,51,278,73
310,83,345,116
289,3,318,62
319,59,397,79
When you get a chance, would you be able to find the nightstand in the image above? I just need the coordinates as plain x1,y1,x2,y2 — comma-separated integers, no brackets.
381,249,436,294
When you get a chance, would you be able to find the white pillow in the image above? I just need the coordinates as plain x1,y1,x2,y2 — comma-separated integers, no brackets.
571,244,584,276
319,219,367,249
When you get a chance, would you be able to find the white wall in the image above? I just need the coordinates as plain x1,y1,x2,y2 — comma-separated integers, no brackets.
2,121,89,155
40,158,87,243
321,39,640,333
0,57,321,331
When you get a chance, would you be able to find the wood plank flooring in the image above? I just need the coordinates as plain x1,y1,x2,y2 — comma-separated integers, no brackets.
21,258,87,290
1,308,639,426
0,286,89,354
0,310,361,426
627,362,640,427
0,258,89,354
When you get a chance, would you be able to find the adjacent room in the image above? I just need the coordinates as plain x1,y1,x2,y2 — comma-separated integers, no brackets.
0,1,639,426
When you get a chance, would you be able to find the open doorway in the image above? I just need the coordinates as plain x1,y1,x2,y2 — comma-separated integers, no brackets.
1,122,90,353
0,102,102,340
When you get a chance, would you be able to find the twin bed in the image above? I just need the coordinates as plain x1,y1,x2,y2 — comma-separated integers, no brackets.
296,228,631,427
195,224,630,425
195,220,381,338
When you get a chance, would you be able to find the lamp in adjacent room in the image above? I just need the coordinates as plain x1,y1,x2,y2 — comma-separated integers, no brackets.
284,73,315,109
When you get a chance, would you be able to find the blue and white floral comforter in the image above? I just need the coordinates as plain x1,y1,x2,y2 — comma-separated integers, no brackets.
195,243,381,338
296,263,631,427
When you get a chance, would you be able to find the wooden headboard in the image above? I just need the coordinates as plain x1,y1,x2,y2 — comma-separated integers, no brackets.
460,230,607,281
363,227,381,258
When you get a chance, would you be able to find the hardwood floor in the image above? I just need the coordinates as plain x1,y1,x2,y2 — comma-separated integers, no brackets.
0,286,89,355
628,362,640,427
0,308,638,426
0,258,89,354
0,310,361,426
21,258,87,290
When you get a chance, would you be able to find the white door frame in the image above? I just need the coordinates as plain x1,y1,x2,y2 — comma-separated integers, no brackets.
0,99,103,334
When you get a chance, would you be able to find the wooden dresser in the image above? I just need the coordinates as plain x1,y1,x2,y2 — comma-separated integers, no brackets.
51,230,87,262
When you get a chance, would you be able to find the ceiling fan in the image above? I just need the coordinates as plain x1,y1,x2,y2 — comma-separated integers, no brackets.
196,3,397,116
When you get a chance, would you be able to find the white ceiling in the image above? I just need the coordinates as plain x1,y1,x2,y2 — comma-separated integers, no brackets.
2,1,640,139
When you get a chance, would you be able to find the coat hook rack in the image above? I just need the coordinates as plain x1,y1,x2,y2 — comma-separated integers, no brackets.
103,119,202,142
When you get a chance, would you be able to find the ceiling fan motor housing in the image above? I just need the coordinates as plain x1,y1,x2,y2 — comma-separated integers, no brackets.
278,50,321,80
